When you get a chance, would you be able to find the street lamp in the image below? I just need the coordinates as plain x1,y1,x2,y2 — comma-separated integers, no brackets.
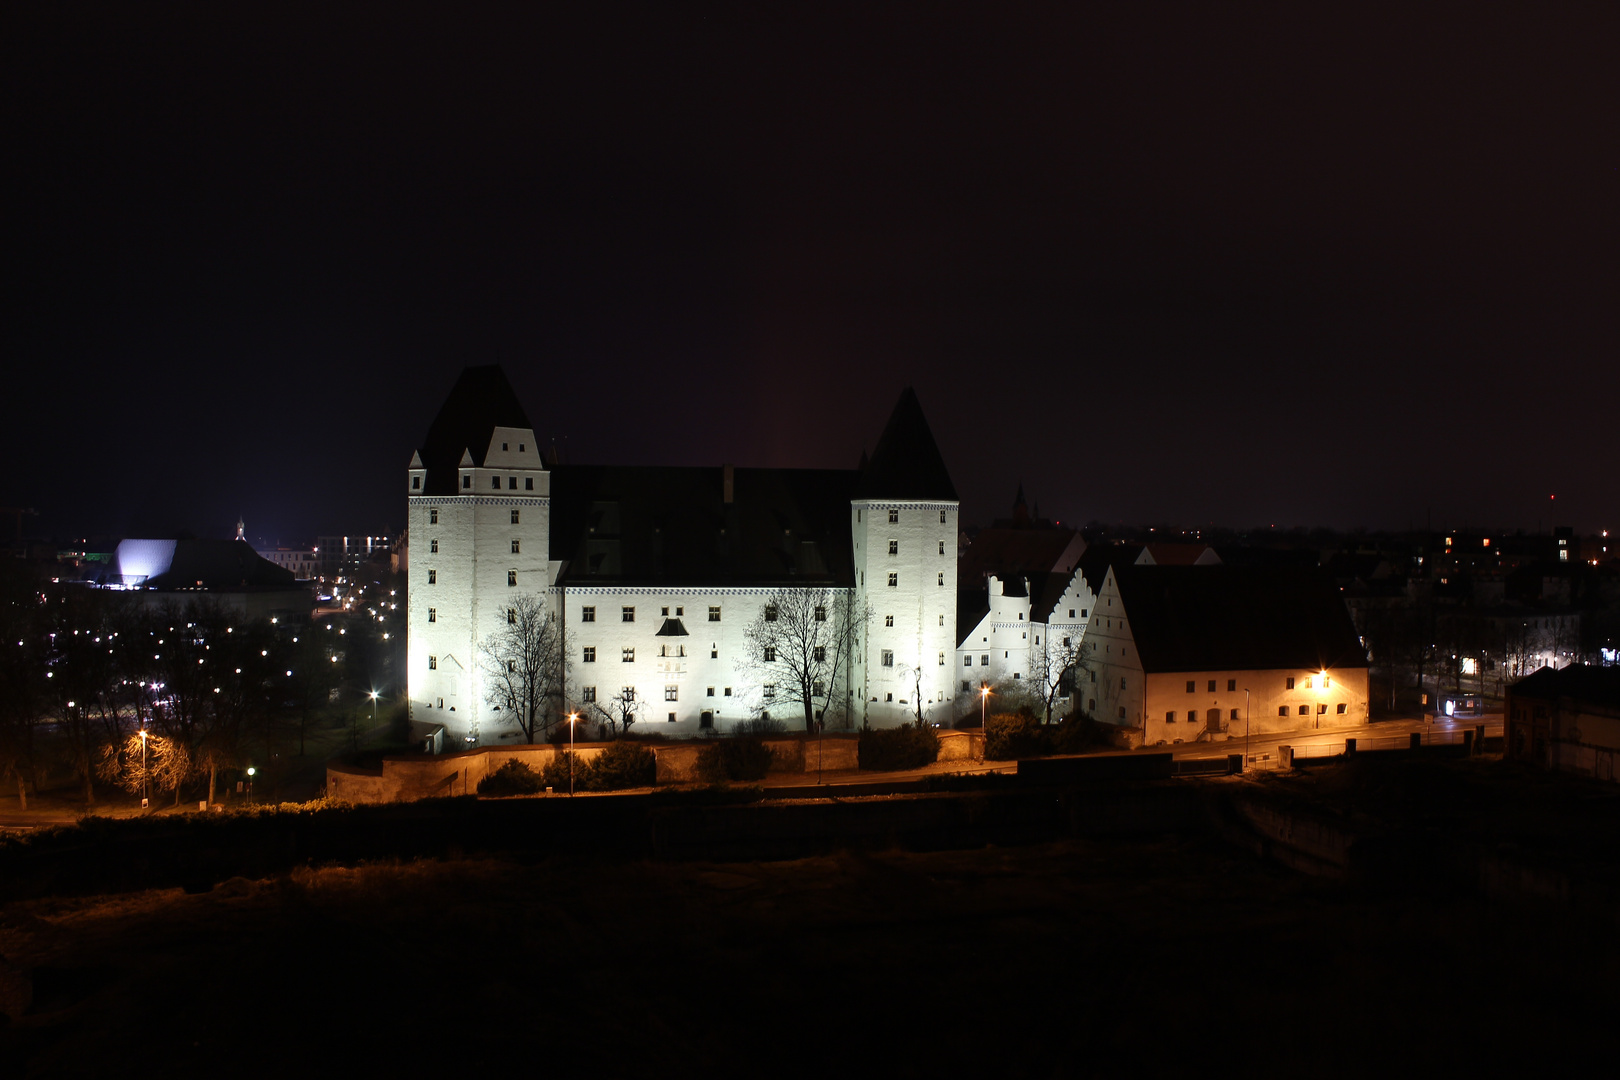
139,726,149,808
979,684,991,762
567,712,579,796
1243,688,1250,772
246,765,256,803
369,689,379,727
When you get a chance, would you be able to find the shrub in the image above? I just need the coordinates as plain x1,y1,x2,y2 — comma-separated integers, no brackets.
1049,713,1112,755
477,759,546,796
589,740,657,790
540,751,585,792
695,739,775,783
733,717,787,736
985,712,1051,761
858,724,940,771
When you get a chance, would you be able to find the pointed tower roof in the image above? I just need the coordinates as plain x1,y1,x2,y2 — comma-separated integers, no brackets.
853,387,957,501
416,365,534,494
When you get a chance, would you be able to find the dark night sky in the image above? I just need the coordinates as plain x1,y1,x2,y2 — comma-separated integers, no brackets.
5,4,1617,544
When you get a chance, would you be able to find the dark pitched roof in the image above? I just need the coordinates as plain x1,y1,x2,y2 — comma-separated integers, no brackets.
1510,665,1620,710
103,539,298,591
1078,543,1144,594
417,365,534,494
960,527,1082,583
956,584,990,648
549,464,857,588
1112,565,1367,674
852,387,957,501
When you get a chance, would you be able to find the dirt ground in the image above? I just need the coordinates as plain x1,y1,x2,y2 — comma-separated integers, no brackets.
3,824,1615,1076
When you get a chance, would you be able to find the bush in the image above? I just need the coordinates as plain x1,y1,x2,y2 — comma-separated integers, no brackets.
1049,713,1112,755
733,717,787,736
477,759,546,796
541,751,585,792
588,740,657,790
985,712,1050,761
695,739,775,783
858,725,940,771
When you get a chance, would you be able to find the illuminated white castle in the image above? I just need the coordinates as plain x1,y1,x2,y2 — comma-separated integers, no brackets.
406,366,960,744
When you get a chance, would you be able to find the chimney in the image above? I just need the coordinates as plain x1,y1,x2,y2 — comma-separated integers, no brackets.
723,464,734,504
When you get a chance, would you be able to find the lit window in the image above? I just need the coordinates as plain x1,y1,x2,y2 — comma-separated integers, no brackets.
622,647,635,662
583,647,595,662
428,608,436,623
881,650,894,667
709,606,721,622
428,655,437,669
581,606,595,622
1304,677,1313,689
582,687,596,702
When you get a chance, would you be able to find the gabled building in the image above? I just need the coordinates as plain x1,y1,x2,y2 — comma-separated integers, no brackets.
407,366,960,744
1505,665,1620,780
1082,565,1369,745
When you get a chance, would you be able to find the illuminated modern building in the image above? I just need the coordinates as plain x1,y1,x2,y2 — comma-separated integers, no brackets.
406,366,959,745
93,537,312,620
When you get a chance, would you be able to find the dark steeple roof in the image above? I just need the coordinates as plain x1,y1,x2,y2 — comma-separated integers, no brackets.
417,366,534,494
853,387,957,501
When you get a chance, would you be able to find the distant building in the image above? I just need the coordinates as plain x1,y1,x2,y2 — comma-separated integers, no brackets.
257,546,320,579
315,535,393,578
1506,665,1620,781
1081,565,1369,744
92,538,312,620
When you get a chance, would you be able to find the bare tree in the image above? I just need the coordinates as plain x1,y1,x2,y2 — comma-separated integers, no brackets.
1030,627,1088,724
737,588,867,732
478,594,569,743
591,688,637,739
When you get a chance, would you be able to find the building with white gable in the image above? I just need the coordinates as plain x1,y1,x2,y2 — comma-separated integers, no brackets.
406,366,960,745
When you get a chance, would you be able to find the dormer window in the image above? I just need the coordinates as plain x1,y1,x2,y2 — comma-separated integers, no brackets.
502,443,509,451
492,476,501,490
412,476,421,489
462,475,471,489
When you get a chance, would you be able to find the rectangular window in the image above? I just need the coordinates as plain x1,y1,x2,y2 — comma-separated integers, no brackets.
813,680,825,696
1279,706,1288,716
962,680,972,692
511,539,520,554
939,510,947,523
938,651,945,666
623,607,635,622
428,655,437,669
1227,679,1237,692
815,605,826,621
508,476,517,490
964,656,972,667
888,509,899,523
708,606,721,622
885,615,894,627
1318,703,1327,715
525,477,534,490
428,538,438,555
1230,708,1240,721
1081,609,1087,618
938,572,944,586
1286,677,1296,690
430,509,439,524
1120,677,1127,690
1304,677,1314,689
1167,712,1176,723
427,607,436,623
462,475,471,489
622,648,635,662
428,570,436,584
623,687,635,703
763,684,776,701
1298,705,1309,715
764,646,776,662
511,509,520,524
1208,680,1217,693
814,646,826,662
887,573,897,587
888,540,898,555
665,686,678,702
583,647,596,662
1186,680,1196,693
881,650,894,667
662,607,669,617
492,476,501,489
582,687,596,702
764,604,778,621
1068,609,1075,618
724,687,732,697
413,476,421,489
507,608,516,625
1336,703,1347,714
982,655,990,666
507,570,517,587
706,686,715,697
581,606,595,622
1323,676,1331,688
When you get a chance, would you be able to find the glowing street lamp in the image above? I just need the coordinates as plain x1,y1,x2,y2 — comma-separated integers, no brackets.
246,765,256,803
979,684,991,762
139,726,149,808
568,712,579,796
369,689,379,727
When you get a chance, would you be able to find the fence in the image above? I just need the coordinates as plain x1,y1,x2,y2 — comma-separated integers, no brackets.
1239,726,1502,771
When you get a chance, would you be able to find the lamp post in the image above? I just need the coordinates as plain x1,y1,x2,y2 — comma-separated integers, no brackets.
139,725,149,809
369,689,379,728
979,684,991,763
567,712,578,796
246,766,256,804
1243,688,1250,772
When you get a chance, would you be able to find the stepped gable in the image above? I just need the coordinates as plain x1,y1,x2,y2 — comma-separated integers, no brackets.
416,365,534,495
852,387,957,501
1112,565,1367,675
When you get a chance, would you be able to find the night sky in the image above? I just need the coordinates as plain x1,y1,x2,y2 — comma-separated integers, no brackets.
6,4,1617,545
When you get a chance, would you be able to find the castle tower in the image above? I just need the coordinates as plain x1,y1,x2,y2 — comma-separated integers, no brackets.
851,388,959,726
406,366,550,745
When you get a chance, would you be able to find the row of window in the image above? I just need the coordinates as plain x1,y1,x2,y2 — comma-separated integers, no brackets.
426,509,524,525
413,475,539,491
425,569,520,586
859,509,950,524
882,540,949,556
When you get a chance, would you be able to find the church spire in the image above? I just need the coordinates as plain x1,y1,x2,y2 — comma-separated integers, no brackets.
235,515,245,542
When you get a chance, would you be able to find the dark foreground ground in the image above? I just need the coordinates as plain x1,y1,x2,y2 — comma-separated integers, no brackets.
3,760,1619,1076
